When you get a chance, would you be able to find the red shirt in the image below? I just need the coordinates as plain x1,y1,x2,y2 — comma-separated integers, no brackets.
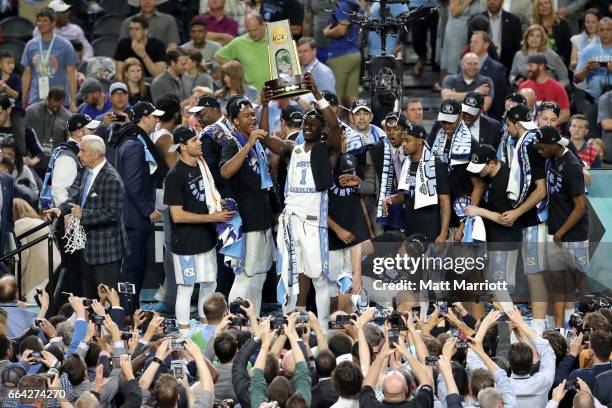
518,78,570,110
200,13,239,37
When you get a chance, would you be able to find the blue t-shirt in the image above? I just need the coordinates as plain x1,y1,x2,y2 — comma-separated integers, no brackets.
21,34,79,106
328,0,362,59
367,3,409,56
79,94,112,119
576,43,612,100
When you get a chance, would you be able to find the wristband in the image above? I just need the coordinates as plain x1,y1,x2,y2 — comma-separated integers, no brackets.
316,98,330,110
153,356,164,365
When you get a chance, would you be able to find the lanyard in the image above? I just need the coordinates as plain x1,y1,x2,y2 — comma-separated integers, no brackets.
38,34,56,69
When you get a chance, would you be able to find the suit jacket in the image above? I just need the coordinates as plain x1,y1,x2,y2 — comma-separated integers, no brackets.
569,362,612,390
113,135,156,231
477,114,503,151
480,56,509,121
311,378,339,408
62,162,129,265
480,10,523,75
594,368,612,407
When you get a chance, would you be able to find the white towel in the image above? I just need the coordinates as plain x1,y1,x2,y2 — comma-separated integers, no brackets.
196,156,222,214
397,146,438,209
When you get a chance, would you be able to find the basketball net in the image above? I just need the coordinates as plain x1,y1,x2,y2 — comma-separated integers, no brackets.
62,215,86,253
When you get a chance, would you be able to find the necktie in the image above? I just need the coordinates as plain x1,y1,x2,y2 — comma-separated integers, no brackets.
394,149,402,177
81,171,94,207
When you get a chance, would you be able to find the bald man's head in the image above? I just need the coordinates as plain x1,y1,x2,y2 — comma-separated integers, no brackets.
245,13,265,42
282,350,296,376
383,372,409,403
519,88,536,111
462,53,480,79
0,275,17,303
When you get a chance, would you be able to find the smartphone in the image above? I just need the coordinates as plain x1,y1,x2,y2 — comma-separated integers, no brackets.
582,328,591,342
163,319,177,332
388,328,399,348
31,351,42,363
411,307,420,321
121,331,132,341
34,289,42,308
566,330,577,343
296,313,309,324
93,315,105,325
565,379,577,391
33,318,43,327
171,338,184,350
499,312,509,322
170,362,184,379
82,299,94,307
425,356,439,366
437,301,448,316
118,282,136,295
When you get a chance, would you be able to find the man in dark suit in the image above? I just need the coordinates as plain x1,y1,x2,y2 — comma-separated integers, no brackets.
0,169,14,274
311,350,339,408
594,368,612,407
481,0,522,76
470,31,509,121
567,331,612,390
108,101,167,308
461,92,503,151
46,135,129,299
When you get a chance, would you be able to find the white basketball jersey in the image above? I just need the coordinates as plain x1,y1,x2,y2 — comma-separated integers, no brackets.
285,144,323,220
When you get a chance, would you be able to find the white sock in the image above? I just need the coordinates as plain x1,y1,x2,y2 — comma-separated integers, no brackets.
532,319,546,336
546,315,556,330
176,285,194,326
564,308,575,326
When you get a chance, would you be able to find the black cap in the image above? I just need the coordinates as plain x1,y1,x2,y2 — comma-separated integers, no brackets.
321,90,339,107
226,96,253,119
527,53,550,69
133,101,165,121
438,98,462,122
539,101,560,117
467,144,497,173
281,105,303,126
67,113,101,132
382,112,408,129
462,92,484,115
505,92,527,104
403,123,427,139
351,99,371,114
188,96,220,113
168,126,197,152
535,125,569,147
506,104,537,130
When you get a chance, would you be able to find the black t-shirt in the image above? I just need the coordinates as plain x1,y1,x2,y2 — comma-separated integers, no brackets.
260,0,304,26
114,37,167,78
219,139,273,232
481,164,522,249
547,150,589,242
518,141,547,228
328,153,370,250
403,159,450,242
163,160,216,255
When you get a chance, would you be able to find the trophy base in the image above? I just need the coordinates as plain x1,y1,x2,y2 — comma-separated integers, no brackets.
265,75,311,100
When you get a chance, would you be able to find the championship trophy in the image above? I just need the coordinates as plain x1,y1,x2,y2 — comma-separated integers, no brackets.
265,19,310,100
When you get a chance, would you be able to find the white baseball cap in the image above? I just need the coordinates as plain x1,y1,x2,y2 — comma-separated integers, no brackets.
48,0,71,13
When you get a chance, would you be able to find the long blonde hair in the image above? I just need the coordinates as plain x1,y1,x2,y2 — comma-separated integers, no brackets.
533,0,556,26
521,24,550,53
122,57,146,96
13,198,40,221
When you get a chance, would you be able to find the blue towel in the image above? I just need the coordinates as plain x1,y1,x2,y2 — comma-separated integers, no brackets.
454,196,486,243
216,198,246,274
346,125,386,155
336,271,353,294
496,124,516,165
231,131,273,190
431,122,473,165
138,135,158,175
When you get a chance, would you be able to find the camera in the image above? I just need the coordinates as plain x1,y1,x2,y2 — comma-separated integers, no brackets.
171,338,184,350
296,313,309,324
388,328,399,347
568,312,584,330
230,315,249,327
579,294,611,314
329,314,351,330
121,332,132,341
229,297,250,315
170,362,184,379
31,351,42,363
163,319,177,331
271,316,287,330
373,308,390,326
83,299,94,307
387,297,406,330
118,282,136,295
425,356,439,366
